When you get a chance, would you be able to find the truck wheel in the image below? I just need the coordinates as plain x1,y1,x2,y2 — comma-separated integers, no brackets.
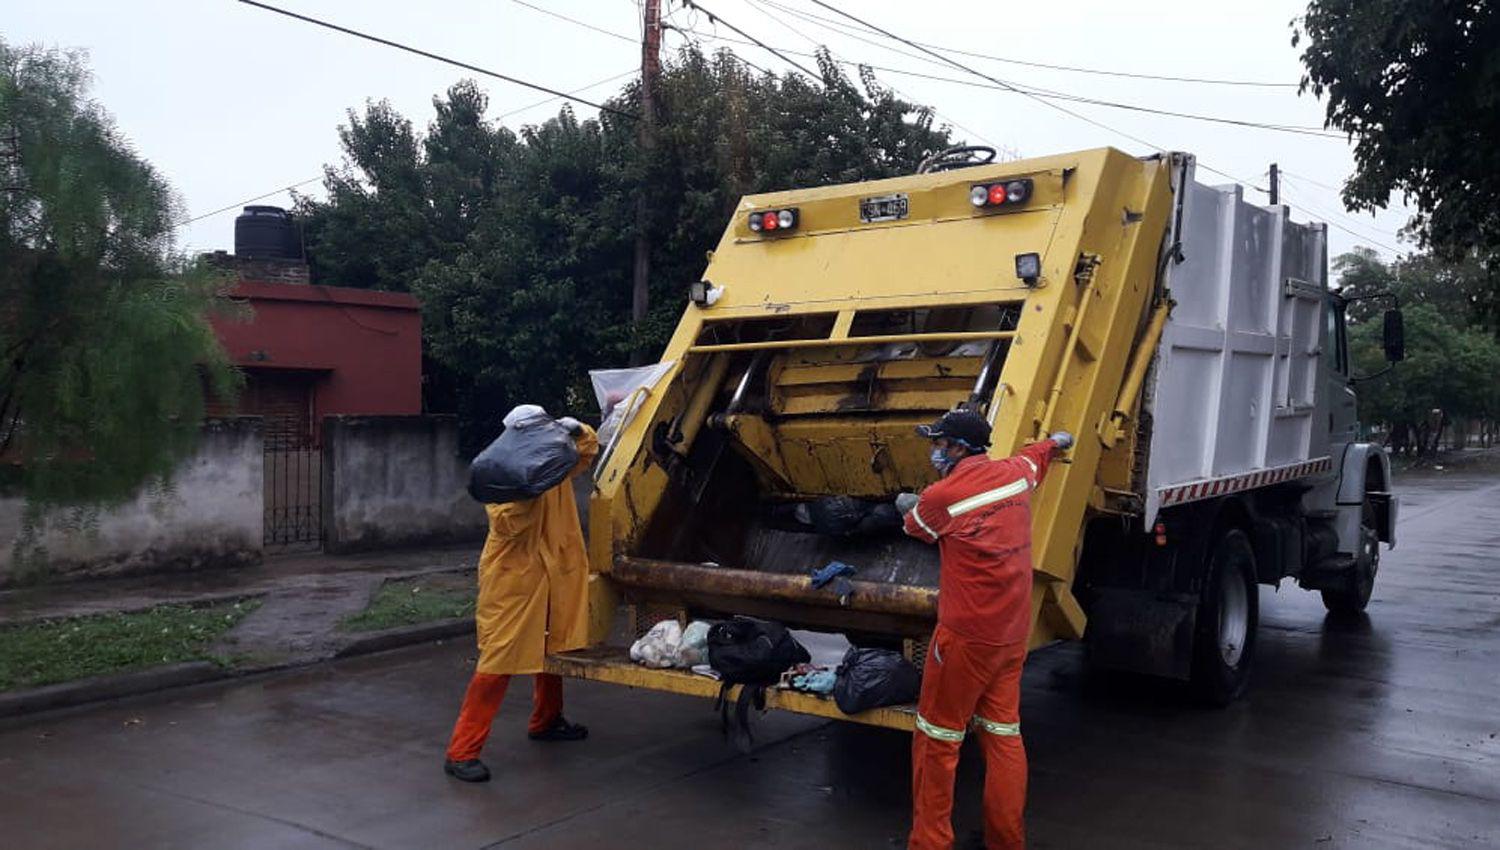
1190,528,1258,706
1321,501,1380,615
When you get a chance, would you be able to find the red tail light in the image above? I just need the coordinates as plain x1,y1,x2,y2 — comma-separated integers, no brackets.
971,178,1033,210
748,207,799,235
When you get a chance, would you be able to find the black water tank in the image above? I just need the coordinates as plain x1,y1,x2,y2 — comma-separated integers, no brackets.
234,205,300,260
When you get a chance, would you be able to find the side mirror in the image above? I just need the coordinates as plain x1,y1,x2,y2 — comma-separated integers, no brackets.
1383,309,1405,362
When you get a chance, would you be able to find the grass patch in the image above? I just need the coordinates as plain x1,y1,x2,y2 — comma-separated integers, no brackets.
341,576,474,632
0,600,259,692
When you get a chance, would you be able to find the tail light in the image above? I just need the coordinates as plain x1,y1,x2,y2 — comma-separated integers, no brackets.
970,178,1033,210
748,208,799,234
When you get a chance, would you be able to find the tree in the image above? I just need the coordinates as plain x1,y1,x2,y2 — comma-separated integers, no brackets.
1295,2,1500,268
1338,251,1500,454
298,47,954,445
1335,247,1498,332
0,41,238,507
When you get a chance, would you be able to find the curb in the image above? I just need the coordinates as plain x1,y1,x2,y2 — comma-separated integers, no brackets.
0,661,227,718
334,618,475,659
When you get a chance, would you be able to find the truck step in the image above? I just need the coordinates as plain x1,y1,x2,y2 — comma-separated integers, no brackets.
545,647,916,732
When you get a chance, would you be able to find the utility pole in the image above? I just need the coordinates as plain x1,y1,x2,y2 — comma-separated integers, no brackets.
1268,162,1280,206
632,0,662,363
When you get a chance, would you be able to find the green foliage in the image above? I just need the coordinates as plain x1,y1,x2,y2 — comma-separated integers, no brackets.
298,47,953,445
1339,251,1500,451
0,41,239,506
1295,2,1500,264
1335,247,1499,331
340,576,473,632
0,600,257,691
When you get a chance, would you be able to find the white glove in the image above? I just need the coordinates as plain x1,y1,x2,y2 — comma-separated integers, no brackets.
557,416,584,435
1050,431,1074,450
895,492,920,515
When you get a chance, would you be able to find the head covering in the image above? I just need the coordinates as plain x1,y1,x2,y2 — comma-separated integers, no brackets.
502,404,549,428
916,409,992,451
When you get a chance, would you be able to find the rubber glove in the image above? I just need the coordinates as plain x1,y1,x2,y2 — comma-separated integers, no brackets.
1050,431,1074,450
895,492,920,515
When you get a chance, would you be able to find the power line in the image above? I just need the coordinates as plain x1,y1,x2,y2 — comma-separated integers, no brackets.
236,0,638,119
181,66,641,230
759,0,1297,88
680,26,1339,139
737,0,1002,151
1279,169,1347,193
681,0,821,80
1278,177,1404,254
498,68,640,119
508,0,637,45
800,1,1281,199
178,176,323,228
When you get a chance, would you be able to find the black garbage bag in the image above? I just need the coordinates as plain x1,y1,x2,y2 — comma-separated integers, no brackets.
708,617,811,751
467,414,579,504
765,496,904,537
833,647,921,715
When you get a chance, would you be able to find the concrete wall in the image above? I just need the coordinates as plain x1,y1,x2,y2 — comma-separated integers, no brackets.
0,419,264,585
322,416,485,553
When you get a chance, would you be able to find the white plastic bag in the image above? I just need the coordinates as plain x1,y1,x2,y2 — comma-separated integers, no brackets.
629,619,683,669
676,620,712,668
591,362,676,447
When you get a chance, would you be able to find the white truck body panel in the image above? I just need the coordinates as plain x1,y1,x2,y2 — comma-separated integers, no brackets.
1143,158,1333,527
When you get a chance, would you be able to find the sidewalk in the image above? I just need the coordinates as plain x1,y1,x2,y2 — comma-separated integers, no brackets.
0,543,483,715
0,544,479,626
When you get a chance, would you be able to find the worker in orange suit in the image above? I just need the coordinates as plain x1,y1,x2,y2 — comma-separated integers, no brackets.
897,409,1071,849
443,406,600,783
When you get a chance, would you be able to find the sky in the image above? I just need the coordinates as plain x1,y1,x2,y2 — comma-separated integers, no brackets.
6,0,1413,260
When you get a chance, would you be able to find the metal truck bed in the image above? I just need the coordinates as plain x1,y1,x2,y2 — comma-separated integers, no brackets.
1143,168,1334,526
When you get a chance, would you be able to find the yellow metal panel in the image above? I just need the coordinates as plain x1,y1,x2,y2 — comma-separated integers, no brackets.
591,147,1175,658
545,648,916,732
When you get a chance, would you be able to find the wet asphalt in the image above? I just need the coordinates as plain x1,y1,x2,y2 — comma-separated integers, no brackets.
3,465,1497,849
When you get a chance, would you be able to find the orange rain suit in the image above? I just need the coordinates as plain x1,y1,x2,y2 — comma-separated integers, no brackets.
902,440,1059,850
445,423,599,761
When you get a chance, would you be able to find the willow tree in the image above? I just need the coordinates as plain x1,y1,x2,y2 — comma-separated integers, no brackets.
0,41,237,510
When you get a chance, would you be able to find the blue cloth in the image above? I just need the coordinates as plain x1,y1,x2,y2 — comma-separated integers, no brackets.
792,669,837,694
810,560,858,589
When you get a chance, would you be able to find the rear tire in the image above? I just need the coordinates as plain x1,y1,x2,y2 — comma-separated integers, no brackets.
1190,528,1259,706
1321,501,1380,615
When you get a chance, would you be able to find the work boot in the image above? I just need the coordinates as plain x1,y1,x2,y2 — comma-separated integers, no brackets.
528,716,589,742
443,759,491,783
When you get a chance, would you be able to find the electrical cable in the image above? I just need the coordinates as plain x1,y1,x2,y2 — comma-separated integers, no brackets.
737,0,1002,150
182,66,640,230
498,68,641,119
1278,176,1404,253
236,0,638,119
803,0,1289,197
509,0,638,44
677,26,1340,138
1279,169,1347,193
759,0,1297,87
680,0,821,80
178,176,323,228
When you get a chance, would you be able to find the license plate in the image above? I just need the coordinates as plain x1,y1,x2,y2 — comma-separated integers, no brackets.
859,193,909,223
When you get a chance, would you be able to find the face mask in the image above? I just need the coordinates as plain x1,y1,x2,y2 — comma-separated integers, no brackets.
930,446,955,473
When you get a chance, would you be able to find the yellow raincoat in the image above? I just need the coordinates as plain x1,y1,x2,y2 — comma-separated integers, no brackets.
474,424,599,675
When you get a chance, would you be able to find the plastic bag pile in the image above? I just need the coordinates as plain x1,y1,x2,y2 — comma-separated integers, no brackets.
629,619,713,669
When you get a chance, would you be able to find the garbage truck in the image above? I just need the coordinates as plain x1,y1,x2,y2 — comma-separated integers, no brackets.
545,146,1405,723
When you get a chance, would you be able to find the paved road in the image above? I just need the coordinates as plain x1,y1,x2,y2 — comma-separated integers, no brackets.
4,467,1499,849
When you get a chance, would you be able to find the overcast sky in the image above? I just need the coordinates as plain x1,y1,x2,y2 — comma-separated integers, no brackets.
8,0,1412,261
